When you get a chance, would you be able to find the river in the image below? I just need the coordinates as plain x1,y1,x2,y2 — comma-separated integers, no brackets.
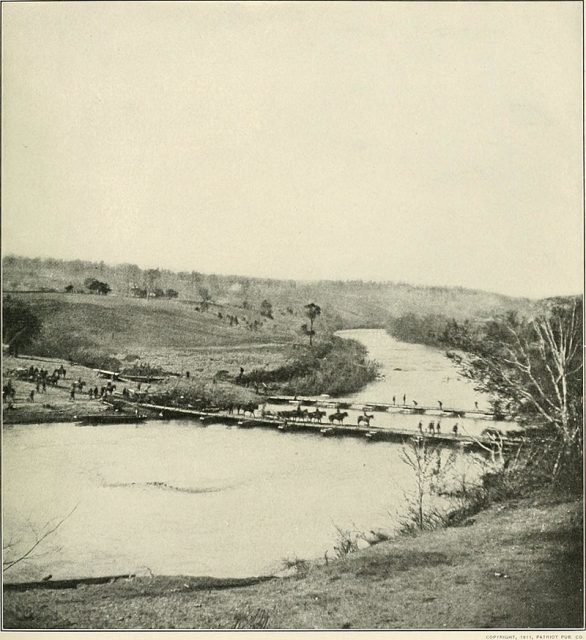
3,329,497,582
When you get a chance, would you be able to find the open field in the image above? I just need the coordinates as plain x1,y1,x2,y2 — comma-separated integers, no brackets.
10,292,299,351
4,292,298,384
3,257,537,398
4,492,582,629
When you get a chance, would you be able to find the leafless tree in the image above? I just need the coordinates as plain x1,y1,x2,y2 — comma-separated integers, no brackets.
448,297,583,487
3,505,77,572
399,438,456,531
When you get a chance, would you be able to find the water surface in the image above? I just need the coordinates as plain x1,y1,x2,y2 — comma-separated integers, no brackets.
3,329,493,582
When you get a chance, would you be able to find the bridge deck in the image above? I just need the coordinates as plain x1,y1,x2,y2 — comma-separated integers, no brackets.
265,395,504,419
115,400,520,451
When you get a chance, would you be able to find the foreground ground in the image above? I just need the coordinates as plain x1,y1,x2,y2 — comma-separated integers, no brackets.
3,493,583,630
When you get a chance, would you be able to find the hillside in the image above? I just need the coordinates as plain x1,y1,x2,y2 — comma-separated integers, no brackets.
2,255,536,392
2,293,301,380
3,255,534,329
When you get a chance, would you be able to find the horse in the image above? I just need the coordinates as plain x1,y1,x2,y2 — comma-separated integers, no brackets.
291,405,309,421
329,411,348,424
242,403,257,417
279,407,307,422
358,414,374,427
309,409,326,423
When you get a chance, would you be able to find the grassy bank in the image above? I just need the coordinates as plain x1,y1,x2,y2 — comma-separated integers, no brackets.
4,492,582,629
239,336,379,397
1,334,377,425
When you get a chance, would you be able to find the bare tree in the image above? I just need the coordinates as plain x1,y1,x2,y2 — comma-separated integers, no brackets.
122,263,142,294
198,286,212,311
3,505,77,572
144,269,161,300
447,297,583,487
399,438,455,531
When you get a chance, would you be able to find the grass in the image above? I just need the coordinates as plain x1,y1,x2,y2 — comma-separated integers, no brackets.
3,493,582,629
5,292,380,401
4,293,296,399
20,292,297,353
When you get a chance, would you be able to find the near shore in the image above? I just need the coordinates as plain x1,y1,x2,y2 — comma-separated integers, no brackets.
3,492,582,629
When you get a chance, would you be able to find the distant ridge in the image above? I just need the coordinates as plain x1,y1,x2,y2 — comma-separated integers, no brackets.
2,254,533,330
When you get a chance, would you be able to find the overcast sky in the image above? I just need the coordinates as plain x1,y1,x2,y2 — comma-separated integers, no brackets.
2,2,583,298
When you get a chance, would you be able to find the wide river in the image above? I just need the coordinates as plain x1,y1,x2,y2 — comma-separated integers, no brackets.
3,329,501,582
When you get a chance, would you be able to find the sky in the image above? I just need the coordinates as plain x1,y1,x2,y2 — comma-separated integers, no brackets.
2,1,583,298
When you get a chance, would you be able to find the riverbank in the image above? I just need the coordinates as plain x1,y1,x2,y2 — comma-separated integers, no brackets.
4,491,582,629
2,355,128,425
2,334,379,425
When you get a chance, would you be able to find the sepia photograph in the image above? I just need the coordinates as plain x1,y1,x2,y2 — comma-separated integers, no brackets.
1,0,584,634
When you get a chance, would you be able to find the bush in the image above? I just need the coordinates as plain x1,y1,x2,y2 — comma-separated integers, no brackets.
239,336,379,396
121,362,165,377
333,526,361,558
281,557,309,577
65,347,120,371
148,378,259,410
2,296,43,356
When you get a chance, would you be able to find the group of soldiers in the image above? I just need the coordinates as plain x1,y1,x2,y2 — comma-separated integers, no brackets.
4,364,69,404
418,420,459,436
2,365,121,404
28,364,67,389
85,381,117,400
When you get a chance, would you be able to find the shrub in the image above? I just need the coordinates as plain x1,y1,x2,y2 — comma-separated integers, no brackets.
2,296,43,356
239,336,379,397
333,526,361,558
148,378,259,410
